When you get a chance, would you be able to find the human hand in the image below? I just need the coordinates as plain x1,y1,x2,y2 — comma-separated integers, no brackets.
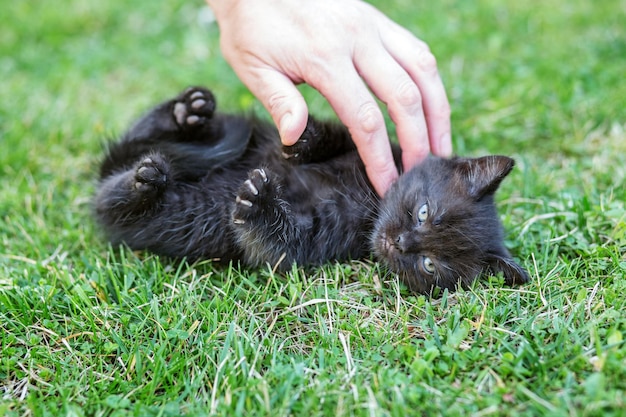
207,0,452,195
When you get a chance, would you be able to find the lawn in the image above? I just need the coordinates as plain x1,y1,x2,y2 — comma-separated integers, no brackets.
1,0,625,415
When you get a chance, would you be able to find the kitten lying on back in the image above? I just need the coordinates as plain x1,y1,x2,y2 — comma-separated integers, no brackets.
95,86,529,294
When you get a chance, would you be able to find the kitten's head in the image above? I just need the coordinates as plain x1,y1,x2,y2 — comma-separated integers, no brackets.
372,155,529,295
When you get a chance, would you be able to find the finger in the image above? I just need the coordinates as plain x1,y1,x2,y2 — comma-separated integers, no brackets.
310,62,399,195
381,24,452,158
354,45,431,171
236,67,309,145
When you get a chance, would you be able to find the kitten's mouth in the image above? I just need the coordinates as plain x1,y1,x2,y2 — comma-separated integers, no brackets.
377,232,397,256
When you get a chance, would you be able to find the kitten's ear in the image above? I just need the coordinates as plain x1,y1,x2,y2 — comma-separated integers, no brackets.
456,155,515,200
486,250,530,286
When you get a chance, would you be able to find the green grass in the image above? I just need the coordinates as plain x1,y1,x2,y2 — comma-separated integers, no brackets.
1,0,625,415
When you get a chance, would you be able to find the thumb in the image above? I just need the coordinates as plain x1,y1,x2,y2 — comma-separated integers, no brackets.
247,70,309,145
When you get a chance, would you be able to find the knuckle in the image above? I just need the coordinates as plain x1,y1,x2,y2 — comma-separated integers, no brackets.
355,102,384,135
413,146,430,162
394,80,422,109
267,91,291,115
305,63,332,88
416,47,438,74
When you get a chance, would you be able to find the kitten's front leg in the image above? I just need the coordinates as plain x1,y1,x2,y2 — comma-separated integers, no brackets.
133,154,169,195
96,153,170,223
281,116,356,164
232,168,300,268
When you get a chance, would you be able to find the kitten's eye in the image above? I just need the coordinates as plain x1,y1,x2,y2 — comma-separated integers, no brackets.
416,204,428,223
423,256,435,274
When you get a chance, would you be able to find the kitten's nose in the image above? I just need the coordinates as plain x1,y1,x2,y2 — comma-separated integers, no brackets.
394,232,420,253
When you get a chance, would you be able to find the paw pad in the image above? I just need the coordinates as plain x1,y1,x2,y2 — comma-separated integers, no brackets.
173,87,216,129
134,157,167,190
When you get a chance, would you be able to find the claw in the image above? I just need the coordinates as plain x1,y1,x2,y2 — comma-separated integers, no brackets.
236,196,253,207
255,168,268,182
244,179,258,195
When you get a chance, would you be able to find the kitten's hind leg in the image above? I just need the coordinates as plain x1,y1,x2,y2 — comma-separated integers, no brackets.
172,87,216,135
232,168,300,268
122,86,217,143
281,116,356,164
96,152,170,223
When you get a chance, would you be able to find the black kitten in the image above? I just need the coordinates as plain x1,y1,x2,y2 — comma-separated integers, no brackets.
95,86,529,294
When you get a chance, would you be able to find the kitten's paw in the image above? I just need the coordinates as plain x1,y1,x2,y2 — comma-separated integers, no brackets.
233,168,275,225
134,155,169,192
173,87,216,130
281,119,317,162
281,140,307,161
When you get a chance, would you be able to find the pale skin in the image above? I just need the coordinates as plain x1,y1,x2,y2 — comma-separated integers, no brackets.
206,0,452,196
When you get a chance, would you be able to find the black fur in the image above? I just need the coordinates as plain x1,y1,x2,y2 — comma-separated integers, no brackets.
95,86,529,294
